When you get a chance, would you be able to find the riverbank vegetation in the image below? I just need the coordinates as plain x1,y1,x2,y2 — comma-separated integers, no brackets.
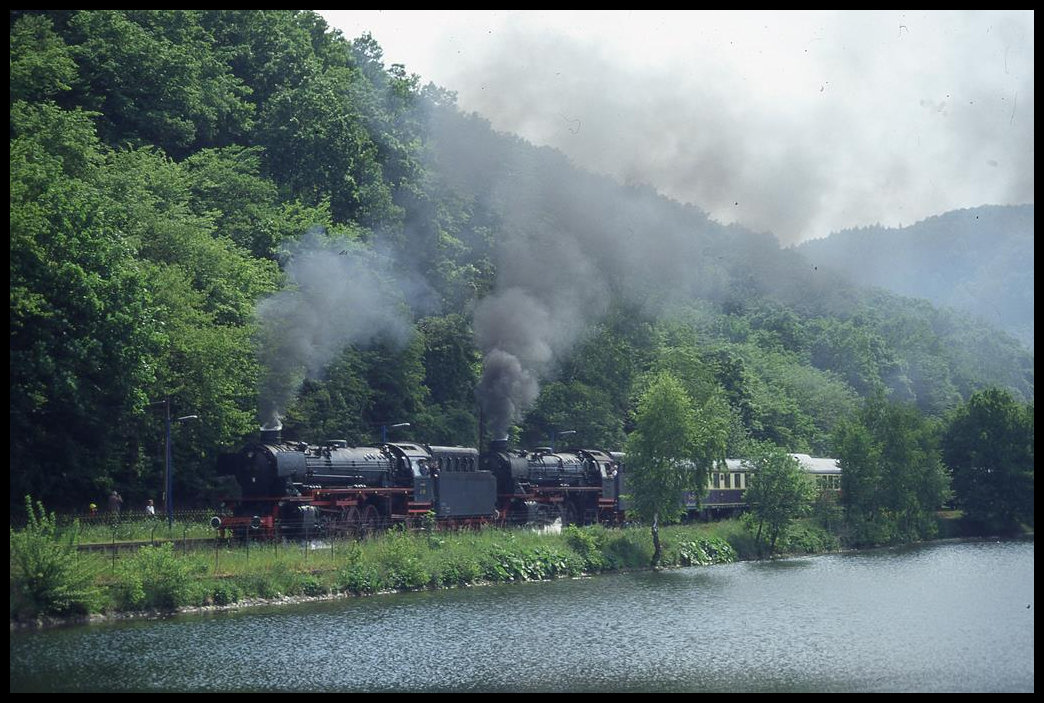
16,493,997,627
11,497,750,624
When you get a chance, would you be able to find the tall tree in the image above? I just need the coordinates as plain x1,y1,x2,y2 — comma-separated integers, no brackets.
942,387,1034,534
623,372,726,567
834,395,951,546
10,101,161,509
741,443,817,557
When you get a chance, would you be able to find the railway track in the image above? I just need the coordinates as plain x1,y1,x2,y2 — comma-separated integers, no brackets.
76,536,219,554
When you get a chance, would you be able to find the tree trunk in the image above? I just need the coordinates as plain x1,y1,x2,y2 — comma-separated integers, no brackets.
651,512,661,568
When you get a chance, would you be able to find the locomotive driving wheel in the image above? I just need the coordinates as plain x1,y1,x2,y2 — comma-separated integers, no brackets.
359,504,380,537
561,500,578,526
333,506,360,538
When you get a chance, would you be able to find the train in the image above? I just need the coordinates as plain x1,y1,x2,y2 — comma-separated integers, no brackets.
214,425,839,539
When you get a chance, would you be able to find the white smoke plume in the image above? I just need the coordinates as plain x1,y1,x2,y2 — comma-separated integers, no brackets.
255,230,417,428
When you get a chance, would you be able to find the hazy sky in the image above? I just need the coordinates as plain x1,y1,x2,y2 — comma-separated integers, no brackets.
317,10,1033,246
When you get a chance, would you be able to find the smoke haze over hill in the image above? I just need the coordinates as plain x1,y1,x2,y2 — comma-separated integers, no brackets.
320,10,1034,246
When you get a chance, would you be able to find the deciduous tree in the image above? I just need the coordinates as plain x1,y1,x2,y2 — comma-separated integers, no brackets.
741,443,817,557
942,387,1033,534
624,372,725,568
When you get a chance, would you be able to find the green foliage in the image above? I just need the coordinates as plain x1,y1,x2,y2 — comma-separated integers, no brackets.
295,574,328,597
834,395,952,547
375,528,431,590
942,387,1034,534
336,562,383,595
479,539,581,582
112,542,203,610
776,519,841,554
210,580,242,606
671,536,737,566
10,14,78,102
741,443,818,557
563,524,611,572
64,10,255,157
10,497,105,619
521,380,625,450
625,372,724,526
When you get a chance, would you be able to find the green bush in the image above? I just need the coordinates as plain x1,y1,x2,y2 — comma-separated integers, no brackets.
10,496,104,619
112,542,199,611
296,574,327,597
234,573,282,600
672,537,737,566
337,563,382,595
376,530,431,590
430,551,483,587
211,580,242,606
563,524,611,572
780,521,841,554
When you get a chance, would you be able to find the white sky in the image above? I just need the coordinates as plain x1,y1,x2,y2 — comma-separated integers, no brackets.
317,10,1033,245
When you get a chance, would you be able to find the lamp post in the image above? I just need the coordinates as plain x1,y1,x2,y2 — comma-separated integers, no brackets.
380,422,410,443
163,397,198,529
550,429,576,452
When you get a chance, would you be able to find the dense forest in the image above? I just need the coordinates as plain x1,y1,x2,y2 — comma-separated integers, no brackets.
10,11,1034,525
795,204,1034,350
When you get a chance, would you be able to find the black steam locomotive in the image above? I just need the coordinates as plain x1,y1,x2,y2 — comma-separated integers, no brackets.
482,438,621,526
215,426,837,539
215,425,500,538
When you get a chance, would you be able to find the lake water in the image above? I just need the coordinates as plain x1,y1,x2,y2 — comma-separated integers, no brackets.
9,537,1034,692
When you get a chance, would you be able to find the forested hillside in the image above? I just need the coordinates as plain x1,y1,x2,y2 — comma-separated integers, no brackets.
10,10,1034,513
795,205,1034,350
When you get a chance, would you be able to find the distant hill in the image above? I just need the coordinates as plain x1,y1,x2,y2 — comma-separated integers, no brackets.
794,205,1034,349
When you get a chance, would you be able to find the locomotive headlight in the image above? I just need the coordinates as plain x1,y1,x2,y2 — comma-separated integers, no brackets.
210,516,222,529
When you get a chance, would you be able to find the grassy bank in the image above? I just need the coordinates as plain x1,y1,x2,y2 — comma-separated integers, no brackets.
14,514,833,626
21,508,1000,628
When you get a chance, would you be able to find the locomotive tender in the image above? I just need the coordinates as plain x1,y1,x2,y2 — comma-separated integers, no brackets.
216,426,838,539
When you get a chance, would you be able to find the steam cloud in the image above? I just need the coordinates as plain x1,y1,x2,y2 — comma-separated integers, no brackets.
464,162,719,438
255,230,418,429
433,11,1033,438
434,11,1034,246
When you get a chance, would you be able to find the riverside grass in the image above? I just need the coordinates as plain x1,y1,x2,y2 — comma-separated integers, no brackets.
15,512,809,624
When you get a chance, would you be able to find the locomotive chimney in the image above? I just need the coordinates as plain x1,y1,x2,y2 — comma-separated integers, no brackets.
260,420,283,445
490,437,510,453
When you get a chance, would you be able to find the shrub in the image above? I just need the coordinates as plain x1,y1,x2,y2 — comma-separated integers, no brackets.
563,524,611,572
673,537,737,566
211,581,242,606
112,542,198,611
297,574,327,597
337,563,382,595
10,496,104,619
376,530,431,590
